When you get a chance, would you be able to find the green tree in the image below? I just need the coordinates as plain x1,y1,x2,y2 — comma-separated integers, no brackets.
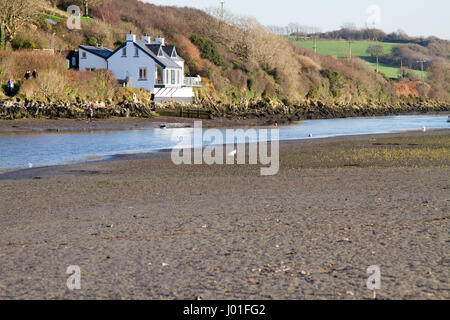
367,45,385,73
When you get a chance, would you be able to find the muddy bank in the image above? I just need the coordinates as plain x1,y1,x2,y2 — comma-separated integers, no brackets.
0,130,448,299
0,116,271,133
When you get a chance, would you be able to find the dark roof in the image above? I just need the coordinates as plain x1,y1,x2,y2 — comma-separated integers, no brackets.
79,45,113,59
162,45,174,56
80,41,182,69
134,40,181,69
162,45,184,61
146,44,161,56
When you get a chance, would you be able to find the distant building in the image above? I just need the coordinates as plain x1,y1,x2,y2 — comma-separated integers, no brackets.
77,33,201,103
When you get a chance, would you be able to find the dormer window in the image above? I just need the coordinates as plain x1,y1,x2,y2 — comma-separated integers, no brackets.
171,49,177,58
122,47,127,57
158,48,163,57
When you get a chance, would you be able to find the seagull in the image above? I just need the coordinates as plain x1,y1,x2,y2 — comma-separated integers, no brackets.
421,127,426,132
28,162,33,168
228,149,237,157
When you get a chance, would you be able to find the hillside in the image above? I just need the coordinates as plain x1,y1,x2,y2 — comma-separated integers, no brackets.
0,0,449,121
294,40,427,79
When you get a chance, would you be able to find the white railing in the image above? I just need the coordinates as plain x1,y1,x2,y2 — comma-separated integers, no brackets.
183,76,202,87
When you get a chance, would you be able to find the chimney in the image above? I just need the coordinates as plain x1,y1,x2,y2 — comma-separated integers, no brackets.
126,31,136,42
141,34,151,43
155,37,165,46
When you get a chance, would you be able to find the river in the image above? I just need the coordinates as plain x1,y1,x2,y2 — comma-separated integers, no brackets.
0,114,448,171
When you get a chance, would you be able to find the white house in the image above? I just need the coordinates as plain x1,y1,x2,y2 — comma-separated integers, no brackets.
78,33,201,102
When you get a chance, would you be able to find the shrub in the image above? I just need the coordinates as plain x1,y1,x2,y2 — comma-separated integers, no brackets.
11,39,41,50
320,69,343,97
175,35,207,75
190,34,226,67
88,37,98,46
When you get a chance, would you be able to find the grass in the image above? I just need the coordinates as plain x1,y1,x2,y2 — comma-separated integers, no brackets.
282,134,450,169
43,13,93,23
294,40,427,79
294,40,397,58
43,13,66,23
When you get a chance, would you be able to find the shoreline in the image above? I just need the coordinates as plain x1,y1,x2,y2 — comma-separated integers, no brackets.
0,110,448,133
1,128,448,177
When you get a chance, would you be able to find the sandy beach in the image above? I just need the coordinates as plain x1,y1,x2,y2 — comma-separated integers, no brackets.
0,129,448,300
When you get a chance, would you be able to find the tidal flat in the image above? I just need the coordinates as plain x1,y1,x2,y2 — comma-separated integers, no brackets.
0,130,448,299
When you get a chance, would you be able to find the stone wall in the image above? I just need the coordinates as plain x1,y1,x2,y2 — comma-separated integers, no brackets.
0,98,448,122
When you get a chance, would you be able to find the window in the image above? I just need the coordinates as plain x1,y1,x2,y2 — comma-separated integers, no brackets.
156,66,163,84
81,52,87,59
134,47,139,57
176,70,180,84
158,48,163,57
166,70,169,84
171,70,176,85
139,67,147,80
122,47,127,57
171,50,177,58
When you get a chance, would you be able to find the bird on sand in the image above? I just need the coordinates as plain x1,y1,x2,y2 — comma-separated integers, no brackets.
227,149,237,157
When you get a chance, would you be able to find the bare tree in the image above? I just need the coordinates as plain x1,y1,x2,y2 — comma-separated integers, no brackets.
70,0,106,17
367,45,385,72
0,0,39,48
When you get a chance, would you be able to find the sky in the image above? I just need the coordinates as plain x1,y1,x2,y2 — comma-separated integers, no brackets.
143,0,450,39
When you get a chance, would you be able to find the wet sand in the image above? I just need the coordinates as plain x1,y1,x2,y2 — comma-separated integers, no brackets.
0,116,269,133
0,130,448,300
1,111,447,133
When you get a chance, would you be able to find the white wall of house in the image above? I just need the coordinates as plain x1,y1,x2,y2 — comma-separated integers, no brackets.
163,68,184,88
153,86,194,103
107,43,157,91
174,61,185,85
78,49,107,71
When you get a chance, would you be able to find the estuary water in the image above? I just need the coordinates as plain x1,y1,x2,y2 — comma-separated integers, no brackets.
0,114,448,171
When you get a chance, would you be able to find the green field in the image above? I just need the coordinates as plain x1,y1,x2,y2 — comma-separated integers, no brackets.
43,13,94,23
294,40,397,58
294,40,426,79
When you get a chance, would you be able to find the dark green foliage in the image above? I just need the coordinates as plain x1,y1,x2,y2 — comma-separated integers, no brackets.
190,34,226,67
37,16,52,32
320,69,343,98
114,39,125,48
306,86,319,99
11,39,41,50
88,37,98,46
